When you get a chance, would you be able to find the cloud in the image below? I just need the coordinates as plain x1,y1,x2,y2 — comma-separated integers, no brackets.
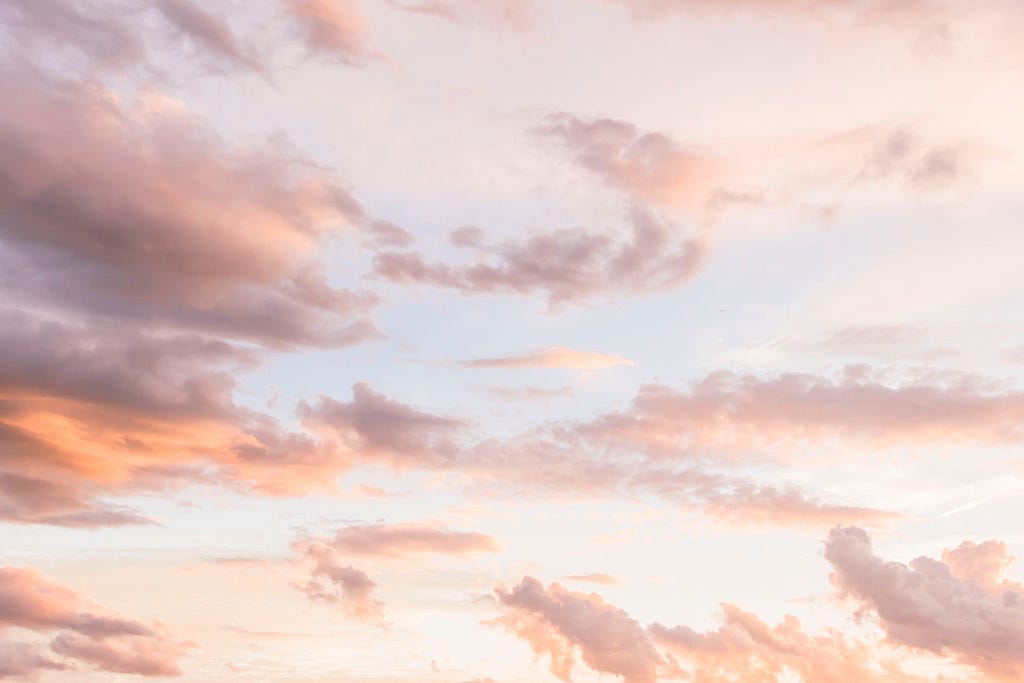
0,69,381,349
0,472,155,528
0,310,365,520
0,0,269,75
285,0,379,64
0,566,182,676
386,0,537,31
0,0,144,69
825,526,1024,677
822,126,973,195
296,379,895,527
372,114,716,307
295,542,385,624
651,603,929,683
536,114,722,210
374,205,707,307
492,577,664,683
493,557,947,683
564,573,621,586
316,523,499,558
154,0,263,71
294,523,498,622
568,367,1024,456
0,639,68,678
461,347,633,370
607,0,948,27
299,383,468,467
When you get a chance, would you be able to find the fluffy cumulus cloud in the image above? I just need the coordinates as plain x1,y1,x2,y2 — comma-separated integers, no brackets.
825,526,1024,677
0,566,183,677
492,570,939,683
492,577,664,683
493,525,1024,683
651,604,930,683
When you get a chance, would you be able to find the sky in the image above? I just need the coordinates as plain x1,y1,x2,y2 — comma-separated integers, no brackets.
1,0,1024,681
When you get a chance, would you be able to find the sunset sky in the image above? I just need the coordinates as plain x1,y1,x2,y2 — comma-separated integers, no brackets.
1,1,1024,681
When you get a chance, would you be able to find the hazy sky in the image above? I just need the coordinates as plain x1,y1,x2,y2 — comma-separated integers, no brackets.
1,1,1024,682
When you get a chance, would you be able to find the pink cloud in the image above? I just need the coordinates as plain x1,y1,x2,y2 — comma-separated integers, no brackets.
295,542,386,624
0,566,183,676
0,70,382,349
572,367,1024,455
299,383,468,468
374,205,707,307
492,577,664,683
294,523,498,622
461,346,633,370
564,573,621,586
154,0,263,71
651,603,929,683
825,526,1024,677
285,0,378,64
0,0,270,75
536,114,722,210
0,639,69,678
317,523,499,558
386,0,537,30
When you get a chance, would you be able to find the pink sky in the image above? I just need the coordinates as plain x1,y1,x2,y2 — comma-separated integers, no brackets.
1,1,1023,681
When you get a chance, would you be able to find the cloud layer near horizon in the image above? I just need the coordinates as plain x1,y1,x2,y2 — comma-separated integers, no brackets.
0,566,182,677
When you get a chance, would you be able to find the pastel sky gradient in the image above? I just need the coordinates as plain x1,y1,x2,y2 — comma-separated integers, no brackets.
1,1,1024,681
